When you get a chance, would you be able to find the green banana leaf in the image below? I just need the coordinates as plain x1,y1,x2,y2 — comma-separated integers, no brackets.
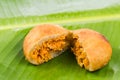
0,0,120,80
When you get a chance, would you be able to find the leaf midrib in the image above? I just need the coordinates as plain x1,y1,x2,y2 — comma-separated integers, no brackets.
0,14,120,30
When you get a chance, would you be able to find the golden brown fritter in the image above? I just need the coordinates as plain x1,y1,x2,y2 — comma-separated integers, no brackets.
23,24,71,65
72,29,112,71
23,24,112,71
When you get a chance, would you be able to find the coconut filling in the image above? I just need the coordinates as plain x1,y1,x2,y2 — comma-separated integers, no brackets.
30,34,70,64
72,37,89,69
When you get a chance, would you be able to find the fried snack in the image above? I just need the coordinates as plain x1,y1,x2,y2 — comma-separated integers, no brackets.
23,24,71,65
71,29,112,71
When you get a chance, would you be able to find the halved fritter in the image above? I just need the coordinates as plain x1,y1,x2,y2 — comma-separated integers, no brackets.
72,29,112,71
23,24,72,65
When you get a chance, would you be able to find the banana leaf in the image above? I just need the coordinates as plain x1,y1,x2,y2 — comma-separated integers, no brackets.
0,0,120,80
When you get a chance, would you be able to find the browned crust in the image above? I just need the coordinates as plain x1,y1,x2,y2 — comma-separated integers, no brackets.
72,29,112,71
23,24,69,64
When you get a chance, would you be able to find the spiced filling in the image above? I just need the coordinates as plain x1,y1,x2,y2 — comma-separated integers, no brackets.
30,34,71,64
71,36,89,68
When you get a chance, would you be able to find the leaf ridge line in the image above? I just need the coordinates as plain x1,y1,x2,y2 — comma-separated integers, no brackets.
0,14,120,30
